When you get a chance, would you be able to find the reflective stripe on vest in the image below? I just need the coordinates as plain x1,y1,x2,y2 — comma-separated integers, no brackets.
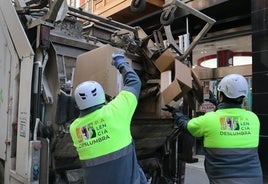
81,142,133,167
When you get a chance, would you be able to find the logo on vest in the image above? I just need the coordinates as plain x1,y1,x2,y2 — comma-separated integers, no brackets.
219,117,251,136
76,118,110,148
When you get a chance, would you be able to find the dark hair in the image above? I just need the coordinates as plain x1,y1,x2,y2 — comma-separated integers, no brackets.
220,92,244,104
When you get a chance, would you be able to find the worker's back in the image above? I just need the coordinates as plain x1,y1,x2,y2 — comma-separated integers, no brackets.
188,106,262,184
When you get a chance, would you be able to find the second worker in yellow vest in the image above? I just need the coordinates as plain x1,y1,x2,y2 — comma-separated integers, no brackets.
163,74,263,184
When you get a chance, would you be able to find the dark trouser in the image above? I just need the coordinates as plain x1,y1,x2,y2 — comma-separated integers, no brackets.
209,177,263,184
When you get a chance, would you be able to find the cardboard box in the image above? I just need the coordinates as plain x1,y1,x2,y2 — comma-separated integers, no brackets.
160,60,193,104
73,44,128,97
161,79,182,104
154,49,176,72
191,69,204,104
160,70,172,93
174,59,192,94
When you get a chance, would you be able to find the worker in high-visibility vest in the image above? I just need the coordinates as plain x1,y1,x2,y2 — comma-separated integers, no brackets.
70,52,147,184
163,74,263,184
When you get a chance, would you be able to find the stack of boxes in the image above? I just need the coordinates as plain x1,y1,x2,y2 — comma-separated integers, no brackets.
156,49,193,104
73,45,202,118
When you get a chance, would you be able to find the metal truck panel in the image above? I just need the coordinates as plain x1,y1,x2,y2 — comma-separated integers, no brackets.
0,14,11,161
0,0,34,183
16,57,34,180
0,0,34,60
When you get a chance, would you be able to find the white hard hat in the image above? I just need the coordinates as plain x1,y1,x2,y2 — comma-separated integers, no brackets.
74,81,105,110
217,74,248,99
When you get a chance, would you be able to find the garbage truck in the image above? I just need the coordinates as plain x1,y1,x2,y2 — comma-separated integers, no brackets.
0,0,215,183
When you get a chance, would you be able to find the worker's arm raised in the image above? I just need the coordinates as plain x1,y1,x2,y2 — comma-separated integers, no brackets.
112,52,141,99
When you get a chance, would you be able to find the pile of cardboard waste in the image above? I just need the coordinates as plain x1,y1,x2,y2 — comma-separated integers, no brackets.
73,44,203,118
155,49,203,105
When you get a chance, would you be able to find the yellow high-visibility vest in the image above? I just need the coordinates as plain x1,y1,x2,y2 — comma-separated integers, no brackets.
70,90,137,160
187,108,260,148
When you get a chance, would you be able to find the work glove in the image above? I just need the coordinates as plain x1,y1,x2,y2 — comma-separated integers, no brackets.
162,105,189,132
162,105,196,163
162,104,179,117
112,52,128,69
205,90,218,106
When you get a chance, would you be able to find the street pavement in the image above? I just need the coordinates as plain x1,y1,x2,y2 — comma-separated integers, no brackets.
185,155,209,184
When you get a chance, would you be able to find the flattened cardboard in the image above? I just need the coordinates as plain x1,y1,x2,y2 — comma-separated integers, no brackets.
174,59,192,93
160,70,172,92
73,44,127,97
191,69,204,104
